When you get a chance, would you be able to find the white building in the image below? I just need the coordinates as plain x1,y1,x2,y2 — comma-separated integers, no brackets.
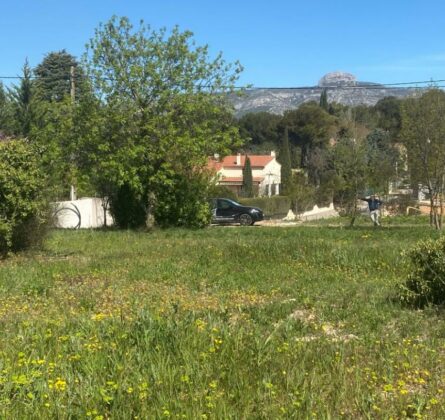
207,151,281,196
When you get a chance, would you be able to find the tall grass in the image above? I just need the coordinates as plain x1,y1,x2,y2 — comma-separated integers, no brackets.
0,224,443,418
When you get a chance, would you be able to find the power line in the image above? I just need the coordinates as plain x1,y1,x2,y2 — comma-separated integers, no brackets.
0,73,444,90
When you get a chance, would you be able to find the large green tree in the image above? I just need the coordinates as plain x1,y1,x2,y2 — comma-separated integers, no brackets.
374,96,402,141
34,50,86,102
401,89,445,229
83,16,243,228
331,137,367,226
282,102,336,168
365,128,399,194
237,112,281,153
9,60,35,137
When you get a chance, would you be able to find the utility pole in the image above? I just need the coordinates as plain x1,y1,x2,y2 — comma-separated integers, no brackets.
70,65,75,103
69,65,77,201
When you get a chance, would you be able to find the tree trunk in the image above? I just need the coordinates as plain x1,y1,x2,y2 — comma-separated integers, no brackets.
349,197,357,227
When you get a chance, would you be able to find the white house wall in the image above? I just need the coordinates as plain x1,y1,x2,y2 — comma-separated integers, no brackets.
259,159,281,196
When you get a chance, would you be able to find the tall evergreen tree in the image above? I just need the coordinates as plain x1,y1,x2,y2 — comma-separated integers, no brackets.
9,59,34,137
34,50,86,102
0,82,13,134
279,127,292,195
242,155,253,197
319,88,329,111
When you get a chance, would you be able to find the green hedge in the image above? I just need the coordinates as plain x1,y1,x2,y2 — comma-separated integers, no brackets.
238,196,291,219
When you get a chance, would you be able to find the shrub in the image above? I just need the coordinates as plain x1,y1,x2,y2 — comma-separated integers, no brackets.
154,173,211,228
109,183,147,229
398,236,445,307
385,194,418,215
0,138,49,256
239,196,291,219
207,185,238,202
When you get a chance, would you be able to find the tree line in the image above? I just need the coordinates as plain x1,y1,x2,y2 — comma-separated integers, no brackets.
237,89,445,228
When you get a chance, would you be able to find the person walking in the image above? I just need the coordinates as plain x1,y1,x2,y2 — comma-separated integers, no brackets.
361,194,383,226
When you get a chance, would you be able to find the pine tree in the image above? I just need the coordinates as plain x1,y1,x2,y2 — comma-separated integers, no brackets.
242,155,253,197
279,127,292,195
9,59,34,137
34,50,85,102
319,88,328,111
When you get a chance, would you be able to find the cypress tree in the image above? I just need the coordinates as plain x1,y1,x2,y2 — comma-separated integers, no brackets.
242,155,253,197
319,88,328,111
279,127,292,195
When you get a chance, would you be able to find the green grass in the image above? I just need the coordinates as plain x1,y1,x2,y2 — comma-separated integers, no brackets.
0,224,444,418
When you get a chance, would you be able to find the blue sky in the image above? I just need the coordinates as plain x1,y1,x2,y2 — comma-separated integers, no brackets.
1,0,444,87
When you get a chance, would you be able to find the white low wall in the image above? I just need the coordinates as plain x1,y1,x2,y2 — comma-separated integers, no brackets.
53,198,113,229
298,203,339,221
283,203,339,222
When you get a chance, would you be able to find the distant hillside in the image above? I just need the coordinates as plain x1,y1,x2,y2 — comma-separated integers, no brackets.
231,71,415,116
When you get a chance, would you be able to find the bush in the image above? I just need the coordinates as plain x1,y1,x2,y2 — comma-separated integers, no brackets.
398,236,445,307
385,194,418,215
109,183,147,229
207,185,238,202
239,196,291,219
154,173,211,228
0,139,49,256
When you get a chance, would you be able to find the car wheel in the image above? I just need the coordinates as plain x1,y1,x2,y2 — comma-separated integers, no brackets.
239,213,253,226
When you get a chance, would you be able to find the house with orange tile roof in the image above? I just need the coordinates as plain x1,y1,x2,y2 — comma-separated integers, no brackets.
207,151,281,196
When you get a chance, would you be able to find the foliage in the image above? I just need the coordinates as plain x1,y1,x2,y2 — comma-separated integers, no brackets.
241,156,253,197
238,195,291,218
319,88,328,111
365,128,399,194
207,184,238,201
331,137,367,225
31,91,102,200
83,16,243,228
374,96,402,140
109,183,147,229
153,172,212,228
8,60,35,137
401,89,445,229
0,139,48,256
237,111,281,153
34,50,87,102
278,127,292,195
398,236,445,307
282,102,336,168
286,172,316,213
0,82,13,134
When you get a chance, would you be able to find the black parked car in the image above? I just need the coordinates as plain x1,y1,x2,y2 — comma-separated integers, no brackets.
210,198,264,226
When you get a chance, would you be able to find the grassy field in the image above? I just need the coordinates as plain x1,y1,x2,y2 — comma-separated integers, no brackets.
0,218,444,418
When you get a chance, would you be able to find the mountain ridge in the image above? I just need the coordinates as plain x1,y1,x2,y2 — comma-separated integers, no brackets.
231,72,417,116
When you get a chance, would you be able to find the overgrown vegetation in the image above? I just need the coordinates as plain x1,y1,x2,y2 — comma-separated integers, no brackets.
0,225,443,418
399,235,445,307
0,138,48,256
